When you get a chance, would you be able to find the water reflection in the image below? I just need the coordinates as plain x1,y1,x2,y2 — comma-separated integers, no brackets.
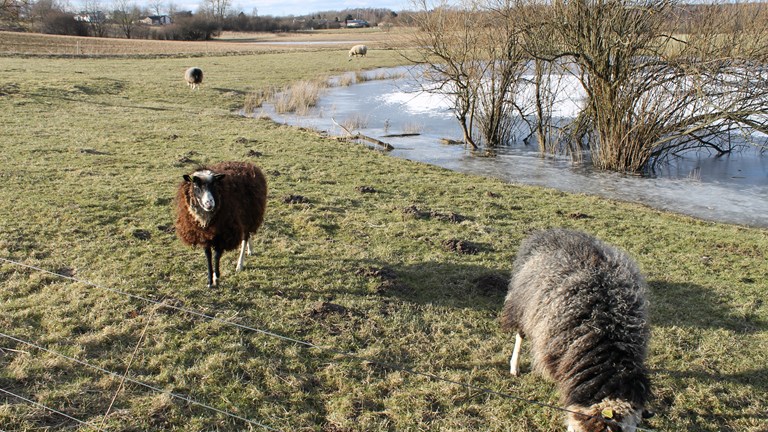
255,66,768,228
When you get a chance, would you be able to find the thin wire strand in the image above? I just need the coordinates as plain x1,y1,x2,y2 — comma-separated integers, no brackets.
0,332,281,432
99,306,157,430
0,257,655,431
0,387,99,429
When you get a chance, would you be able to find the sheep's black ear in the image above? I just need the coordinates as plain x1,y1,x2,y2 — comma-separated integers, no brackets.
213,173,226,181
642,409,655,419
183,174,192,182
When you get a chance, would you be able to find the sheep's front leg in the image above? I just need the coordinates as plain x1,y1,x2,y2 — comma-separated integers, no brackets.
510,332,524,376
204,247,214,288
212,247,222,286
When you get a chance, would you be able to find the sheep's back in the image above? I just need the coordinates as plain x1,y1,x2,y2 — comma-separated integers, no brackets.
174,161,267,251
207,161,267,250
502,229,650,406
185,67,203,84
350,45,367,55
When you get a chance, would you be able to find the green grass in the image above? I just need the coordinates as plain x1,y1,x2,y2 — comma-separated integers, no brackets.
0,46,766,432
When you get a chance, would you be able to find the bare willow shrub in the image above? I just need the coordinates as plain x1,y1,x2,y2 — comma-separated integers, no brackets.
407,0,533,149
406,0,484,149
512,1,580,156
538,0,768,173
537,0,678,172
473,0,530,147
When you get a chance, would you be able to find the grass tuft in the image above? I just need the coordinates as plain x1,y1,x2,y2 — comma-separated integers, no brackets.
340,113,369,131
272,79,328,115
243,87,276,114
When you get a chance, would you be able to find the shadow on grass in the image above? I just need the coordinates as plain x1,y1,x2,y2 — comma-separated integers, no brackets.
29,91,170,111
358,260,510,312
655,367,768,396
652,367,768,432
211,87,248,95
648,280,765,334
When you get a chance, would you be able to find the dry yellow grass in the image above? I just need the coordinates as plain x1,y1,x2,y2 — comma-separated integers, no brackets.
0,28,415,56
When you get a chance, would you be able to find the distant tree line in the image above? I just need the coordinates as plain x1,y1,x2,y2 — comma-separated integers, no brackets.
0,0,407,40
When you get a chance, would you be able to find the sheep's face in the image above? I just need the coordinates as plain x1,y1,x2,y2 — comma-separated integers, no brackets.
566,399,649,432
184,170,225,213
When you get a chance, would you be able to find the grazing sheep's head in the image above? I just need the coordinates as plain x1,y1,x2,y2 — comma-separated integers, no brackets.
566,399,652,432
183,170,225,223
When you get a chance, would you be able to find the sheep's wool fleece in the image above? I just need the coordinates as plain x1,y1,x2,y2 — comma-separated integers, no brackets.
175,161,267,252
500,228,650,408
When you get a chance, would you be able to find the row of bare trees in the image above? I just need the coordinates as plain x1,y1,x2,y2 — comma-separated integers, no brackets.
407,0,768,174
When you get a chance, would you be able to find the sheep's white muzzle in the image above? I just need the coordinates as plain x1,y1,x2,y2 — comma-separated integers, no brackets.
200,191,215,212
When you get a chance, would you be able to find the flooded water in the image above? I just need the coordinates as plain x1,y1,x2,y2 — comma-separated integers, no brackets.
255,66,768,228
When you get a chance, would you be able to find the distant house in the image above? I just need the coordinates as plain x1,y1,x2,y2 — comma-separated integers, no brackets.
140,15,172,25
74,11,106,23
344,19,369,28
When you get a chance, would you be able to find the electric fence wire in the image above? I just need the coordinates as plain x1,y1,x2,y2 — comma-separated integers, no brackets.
0,386,102,430
0,332,281,432
0,257,656,431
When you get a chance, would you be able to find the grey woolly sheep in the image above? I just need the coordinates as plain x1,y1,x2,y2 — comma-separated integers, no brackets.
348,44,368,60
185,67,203,90
175,161,267,288
500,228,653,432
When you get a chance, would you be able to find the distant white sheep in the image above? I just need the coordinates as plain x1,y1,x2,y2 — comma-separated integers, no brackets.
348,44,368,61
501,228,654,432
184,67,203,90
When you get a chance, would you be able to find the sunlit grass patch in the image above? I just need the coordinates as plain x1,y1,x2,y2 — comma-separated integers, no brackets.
0,44,765,432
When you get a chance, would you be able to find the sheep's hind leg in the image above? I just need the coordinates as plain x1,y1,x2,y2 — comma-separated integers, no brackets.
236,238,248,272
510,333,523,376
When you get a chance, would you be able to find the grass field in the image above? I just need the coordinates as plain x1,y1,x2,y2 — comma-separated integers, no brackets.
0,29,408,56
0,32,767,431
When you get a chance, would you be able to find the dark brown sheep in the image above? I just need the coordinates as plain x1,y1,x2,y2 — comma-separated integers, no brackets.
501,228,653,432
175,161,267,288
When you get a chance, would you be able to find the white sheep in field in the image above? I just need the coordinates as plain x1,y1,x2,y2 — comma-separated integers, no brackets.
500,228,654,432
184,67,203,90
348,44,368,61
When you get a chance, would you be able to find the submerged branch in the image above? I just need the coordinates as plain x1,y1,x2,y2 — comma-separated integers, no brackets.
331,117,395,151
